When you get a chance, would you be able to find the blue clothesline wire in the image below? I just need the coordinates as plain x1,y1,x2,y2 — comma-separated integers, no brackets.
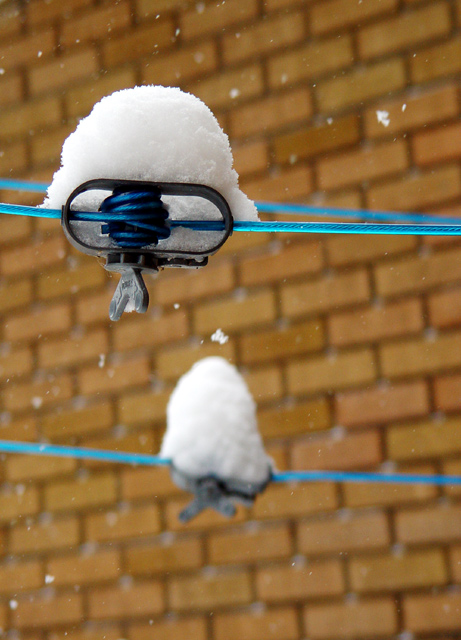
1,201,461,237
1,177,461,227
0,440,459,486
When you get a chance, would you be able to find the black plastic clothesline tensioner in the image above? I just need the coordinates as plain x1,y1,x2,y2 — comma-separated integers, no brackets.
61,178,233,321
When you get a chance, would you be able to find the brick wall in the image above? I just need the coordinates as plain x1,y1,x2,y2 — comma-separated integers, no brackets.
0,0,460,637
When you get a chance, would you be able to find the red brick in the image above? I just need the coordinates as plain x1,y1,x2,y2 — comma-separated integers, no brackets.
318,140,408,190
369,164,461,211
380,331,461,378
358,2,451,59
297,510,390,555
268,36,354,88
223,13,305,64
230,89,312,139
336,381,429,427
0,28,55,72
156,340,235,381
404,592,461,633
76,288,114,325
429,287,461,328
0,278,32,314
78,355,150,395
37,261,106,300
256,559,343,603
188,64,264,111
194,289,276,335
126,537,203,575
213,607,298,640
413,121,461,166
180,0,258,40
327,234,416,267
154,261,234,306
282,269,370,319
364,84,459,138
0,96,62,139
103,18,174,67
169,570,252,611
5,302,71,342
29,47,99,96
411,34,461,82
10,517,80,554
129,617,207,640
66,67,136,119
44,472,117,512
287,347,376,395
0,560,42,595
241,319,324,365
112,309,188,351
0,212,31,245
85,504,161,542
292,429,382,471
310,0,398,34
27,0,93,25
274,115,359,164
305,598,398,639
434,372,461,412
12,593,83,630
47,549,122,586
0,416,37,443
0,345,33,379
6,454,76,482
239,240,323,287
121,466,178,501
329,298,423,346
41,401,114,440
244,365,284,404
60,2,131,46
252,482,337,520
209,523,292,565
258,398,330,439
89,581,164,620
396,504,461,543
350,549,447,592
39,327,109,369
143,40,218,86
3,373,73,413
388,416,461,461
242,166,313,202
316,58,405,112
344,465,437,507
232,140,269,178
375,246,461,297
0,486,39,522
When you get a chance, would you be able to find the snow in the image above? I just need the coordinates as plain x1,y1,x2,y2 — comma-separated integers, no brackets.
160,357,272,484
43,85,258,222
376,110,390,127
210,328,228,344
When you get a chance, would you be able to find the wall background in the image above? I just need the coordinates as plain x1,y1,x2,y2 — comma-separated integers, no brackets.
0,0,460,638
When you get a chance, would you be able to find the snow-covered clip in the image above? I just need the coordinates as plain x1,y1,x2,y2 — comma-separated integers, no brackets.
170,464,272,523
61,178,233,321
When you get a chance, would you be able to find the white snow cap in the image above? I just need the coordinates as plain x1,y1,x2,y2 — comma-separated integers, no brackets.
161,357,272,484
43,85,258,221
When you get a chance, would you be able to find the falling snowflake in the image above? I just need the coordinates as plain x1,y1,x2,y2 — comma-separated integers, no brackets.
211,328,229,345
376,110,390,127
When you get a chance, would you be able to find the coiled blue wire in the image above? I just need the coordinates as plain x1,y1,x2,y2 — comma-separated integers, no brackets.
0,440,459,486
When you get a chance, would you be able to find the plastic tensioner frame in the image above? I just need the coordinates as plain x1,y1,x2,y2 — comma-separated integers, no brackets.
61,178,234,321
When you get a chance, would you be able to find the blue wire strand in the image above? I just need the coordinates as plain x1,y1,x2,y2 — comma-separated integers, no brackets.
1,177,460,226
1,202,461,236
0,440,459,485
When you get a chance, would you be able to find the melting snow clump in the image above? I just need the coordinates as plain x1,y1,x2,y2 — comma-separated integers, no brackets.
160,357,272,484
43,85,258,221
211,328,229,344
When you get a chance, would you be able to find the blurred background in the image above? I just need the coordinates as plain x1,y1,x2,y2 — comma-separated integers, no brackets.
0,0,460,638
